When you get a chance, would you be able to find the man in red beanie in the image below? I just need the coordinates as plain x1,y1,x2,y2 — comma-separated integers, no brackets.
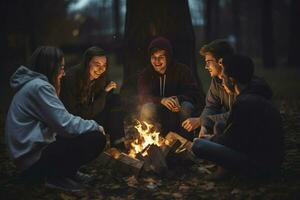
137,36,200,140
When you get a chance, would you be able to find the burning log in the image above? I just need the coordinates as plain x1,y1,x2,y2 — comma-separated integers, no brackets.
146,145,168,175
117,153,144,176
98,149,144,177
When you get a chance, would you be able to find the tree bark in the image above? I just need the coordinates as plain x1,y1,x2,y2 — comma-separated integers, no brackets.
232,0,241,51
261,0,275,68
288,0,300,68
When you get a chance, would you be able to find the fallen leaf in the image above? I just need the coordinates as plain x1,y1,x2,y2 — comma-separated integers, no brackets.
231,188,241,195
172,192,183,198
146,182,157,190
198,166,212,174
125,176,138,188
179,184,190,193
202,182,215,191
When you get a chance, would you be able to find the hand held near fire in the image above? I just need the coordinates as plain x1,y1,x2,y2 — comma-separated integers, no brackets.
105,81,117,92
182,117,201,132
160,96,180,112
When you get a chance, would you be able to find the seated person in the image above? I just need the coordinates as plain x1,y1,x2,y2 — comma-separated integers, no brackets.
5,46,106,192
192,54,284,178
138,36,200,140
60,46,125,149
182,39,272,138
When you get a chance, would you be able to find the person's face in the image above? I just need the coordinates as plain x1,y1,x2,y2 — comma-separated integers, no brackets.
89,56,107,80
204,53,222,77
57,57,65,82
151,50,167,74
221,69,235,95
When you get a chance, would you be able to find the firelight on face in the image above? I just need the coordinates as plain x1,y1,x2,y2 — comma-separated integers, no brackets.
151,50,167,74
89,56,107,80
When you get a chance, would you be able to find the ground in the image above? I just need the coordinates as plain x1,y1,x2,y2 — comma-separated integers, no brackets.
0,66,300,199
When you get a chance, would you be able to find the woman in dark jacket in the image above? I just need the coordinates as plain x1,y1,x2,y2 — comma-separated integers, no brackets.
60,46,125,149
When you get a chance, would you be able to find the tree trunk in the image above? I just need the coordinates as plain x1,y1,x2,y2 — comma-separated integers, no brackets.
121,0,205,111
232,0,241,51
261,0,275,68
288,0,300,68
113,0,120,39
204,0,219,42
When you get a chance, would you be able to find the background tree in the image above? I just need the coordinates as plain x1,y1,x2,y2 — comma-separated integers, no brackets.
288,0,300,68
261,0,275,68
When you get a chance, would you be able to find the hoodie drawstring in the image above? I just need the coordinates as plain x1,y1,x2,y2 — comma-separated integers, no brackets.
159,74,166,97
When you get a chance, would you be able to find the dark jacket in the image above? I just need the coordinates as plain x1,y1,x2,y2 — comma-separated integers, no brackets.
201,76,272,129
211,83,284,170
138,61,200,106
60,65,109,119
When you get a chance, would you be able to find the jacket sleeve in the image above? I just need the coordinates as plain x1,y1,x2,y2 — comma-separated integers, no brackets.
33,84,100,137
137,71,162,104
200,79,225,129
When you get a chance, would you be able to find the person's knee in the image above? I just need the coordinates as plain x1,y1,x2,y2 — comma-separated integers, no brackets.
192,139,208,157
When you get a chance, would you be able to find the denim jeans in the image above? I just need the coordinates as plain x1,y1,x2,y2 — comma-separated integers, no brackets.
192,139,262,175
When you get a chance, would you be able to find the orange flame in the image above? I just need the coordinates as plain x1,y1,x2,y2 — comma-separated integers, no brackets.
129,120,163,158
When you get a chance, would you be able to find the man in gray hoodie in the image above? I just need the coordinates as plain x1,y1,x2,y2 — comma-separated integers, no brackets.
182,39,235,137
5,46,106,192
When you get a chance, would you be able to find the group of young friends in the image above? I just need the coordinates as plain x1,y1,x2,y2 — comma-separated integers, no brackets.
5,36,284,192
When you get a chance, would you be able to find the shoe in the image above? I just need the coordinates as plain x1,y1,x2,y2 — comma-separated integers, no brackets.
45,176,83,192
70,171,95,184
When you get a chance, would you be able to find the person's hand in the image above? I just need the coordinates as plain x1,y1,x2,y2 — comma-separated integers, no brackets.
161,96,181,112
182,117,201,132
99,126,106,135
198,126,208,138
105,81,117,92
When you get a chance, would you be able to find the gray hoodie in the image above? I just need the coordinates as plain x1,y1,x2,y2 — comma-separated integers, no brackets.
201,76,272,130
5,66,100,170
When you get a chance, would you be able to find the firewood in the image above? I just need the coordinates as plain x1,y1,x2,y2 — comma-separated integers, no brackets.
116,153,144,176
146,145,168,175
162,139,182,157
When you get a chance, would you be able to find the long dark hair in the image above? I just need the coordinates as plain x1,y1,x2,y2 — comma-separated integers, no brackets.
78,46,106,103
28,46,64,85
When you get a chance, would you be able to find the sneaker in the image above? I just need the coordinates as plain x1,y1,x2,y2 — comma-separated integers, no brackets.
70,171,95,184
45,176,83,192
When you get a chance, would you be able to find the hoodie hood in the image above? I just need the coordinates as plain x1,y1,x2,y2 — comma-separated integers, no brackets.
10,66,48,92
243,76,273,99
148,36,173,57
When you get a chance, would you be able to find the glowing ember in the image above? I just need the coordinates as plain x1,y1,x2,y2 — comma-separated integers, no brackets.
129,120,164,158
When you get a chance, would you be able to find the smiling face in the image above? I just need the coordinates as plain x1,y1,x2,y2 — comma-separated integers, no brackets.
204,53,222,78
151,50,167,74
88,56,107,80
